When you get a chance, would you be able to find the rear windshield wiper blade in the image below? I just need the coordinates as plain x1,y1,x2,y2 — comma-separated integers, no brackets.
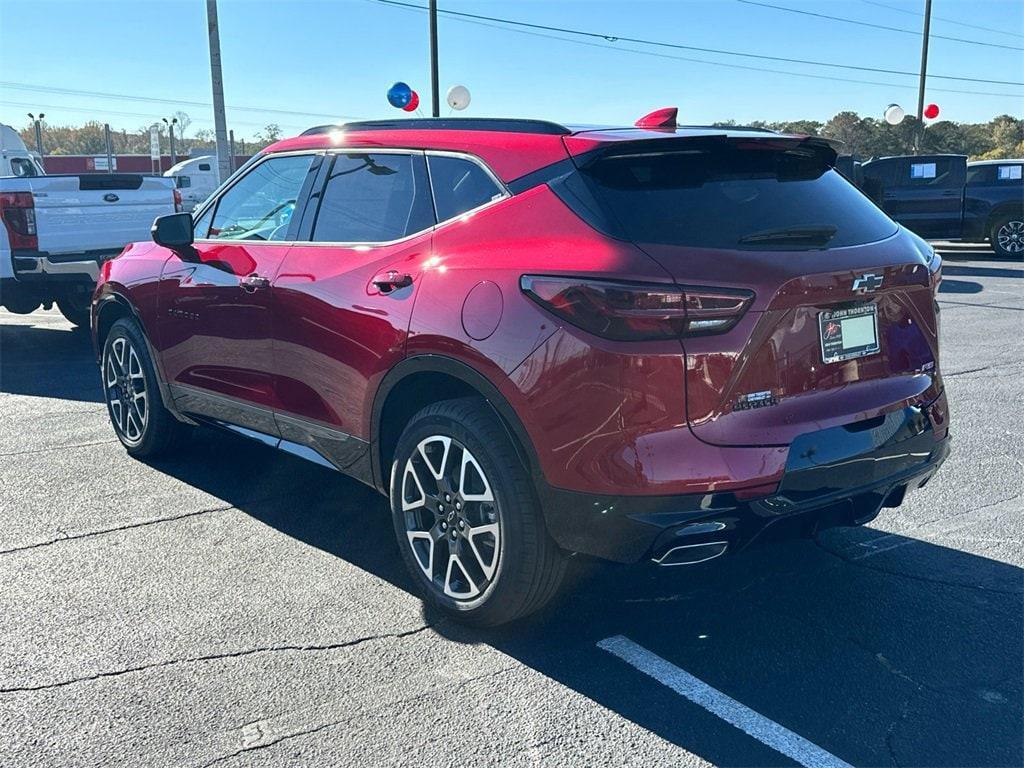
737,225,838,246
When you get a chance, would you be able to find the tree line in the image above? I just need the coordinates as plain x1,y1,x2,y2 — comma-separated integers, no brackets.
14,112,1024,160
15,113,284,157
714,112,1023,160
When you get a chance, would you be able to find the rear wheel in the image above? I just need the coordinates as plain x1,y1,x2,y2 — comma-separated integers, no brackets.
991,213,1024,258
56,291,92,328
390,397,566,626
102,318,190,458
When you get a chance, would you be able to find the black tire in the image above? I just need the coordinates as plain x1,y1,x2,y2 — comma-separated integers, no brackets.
57,293,92,328
101,318,191,458
990,212,1024,259
389,397,566,626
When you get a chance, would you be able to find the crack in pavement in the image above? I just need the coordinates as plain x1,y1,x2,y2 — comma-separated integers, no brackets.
0,626,431,695
0,504,235,558
943,360,1024,378
196,662,510,768
0,438,118,457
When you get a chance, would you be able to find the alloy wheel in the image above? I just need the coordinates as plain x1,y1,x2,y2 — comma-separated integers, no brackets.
401,435,500,600
996,220,1024,254
104,336,149,445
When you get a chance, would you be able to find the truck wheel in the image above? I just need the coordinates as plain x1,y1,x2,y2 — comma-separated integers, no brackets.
390,397,566,626
991,212,1024,258
101,318,191,458
57,293,92,328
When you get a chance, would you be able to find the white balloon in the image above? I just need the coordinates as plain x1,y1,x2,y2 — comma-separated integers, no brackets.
446,85,471,111
884,104,906,126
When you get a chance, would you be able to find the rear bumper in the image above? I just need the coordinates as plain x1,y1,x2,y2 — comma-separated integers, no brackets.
538,405,949,563
9,248,122,284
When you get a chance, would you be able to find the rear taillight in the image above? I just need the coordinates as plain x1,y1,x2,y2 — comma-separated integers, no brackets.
520,275,753,341
173,189,183,213
928,250,942,292
0,192,38,251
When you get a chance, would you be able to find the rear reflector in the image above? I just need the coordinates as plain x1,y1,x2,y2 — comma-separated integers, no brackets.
520,275,753,341
0,191,38,251
173,189,183,213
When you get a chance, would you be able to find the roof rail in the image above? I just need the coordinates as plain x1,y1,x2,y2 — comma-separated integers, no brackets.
301,118,572,137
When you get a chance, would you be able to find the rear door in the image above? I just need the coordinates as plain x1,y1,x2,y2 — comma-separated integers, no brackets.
879,155,966,240
158,152,321,432
33,175,175,256
565,139,941,447
270,149,435,453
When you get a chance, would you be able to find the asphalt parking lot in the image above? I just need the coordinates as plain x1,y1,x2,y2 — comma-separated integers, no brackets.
1,247,1021,768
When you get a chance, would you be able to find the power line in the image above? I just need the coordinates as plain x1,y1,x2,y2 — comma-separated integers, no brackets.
0,81,363,121
859,0,1023,40
372,0,1024,87
0,99,310,132
737,0,1023,52
420,6,1021,101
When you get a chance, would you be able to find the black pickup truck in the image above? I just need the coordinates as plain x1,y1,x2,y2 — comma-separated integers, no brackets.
855,155,1023,257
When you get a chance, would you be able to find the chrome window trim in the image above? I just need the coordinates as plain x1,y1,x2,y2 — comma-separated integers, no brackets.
191,149,325,242
192,147,512,250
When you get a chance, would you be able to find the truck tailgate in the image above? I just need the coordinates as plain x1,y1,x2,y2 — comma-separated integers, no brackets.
32,175,174,256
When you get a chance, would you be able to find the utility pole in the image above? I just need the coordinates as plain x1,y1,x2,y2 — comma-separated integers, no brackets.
163,117,178,164
27,113,45,157
429,0,440,117
915,0,932,153
104,123,114,174
229,129,236,172
206,0,231,183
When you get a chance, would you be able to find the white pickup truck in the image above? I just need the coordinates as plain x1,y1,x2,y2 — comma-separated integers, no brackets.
0,124,180,327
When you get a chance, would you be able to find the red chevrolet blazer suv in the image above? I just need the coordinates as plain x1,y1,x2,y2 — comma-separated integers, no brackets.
91,112,950,625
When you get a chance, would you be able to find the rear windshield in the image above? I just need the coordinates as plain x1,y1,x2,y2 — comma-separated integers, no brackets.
573,146,898,250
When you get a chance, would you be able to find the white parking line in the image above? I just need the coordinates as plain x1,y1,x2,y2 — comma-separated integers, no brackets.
598,635,853,768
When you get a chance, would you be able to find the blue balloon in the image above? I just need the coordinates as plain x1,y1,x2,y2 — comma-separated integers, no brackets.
387,82,413,109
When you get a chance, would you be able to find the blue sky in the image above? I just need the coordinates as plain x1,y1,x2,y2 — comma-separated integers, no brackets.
0,0,1021,141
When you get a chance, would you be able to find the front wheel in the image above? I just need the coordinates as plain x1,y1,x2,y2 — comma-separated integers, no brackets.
390,397,566,626
991,213,1024,258
101,318,190,458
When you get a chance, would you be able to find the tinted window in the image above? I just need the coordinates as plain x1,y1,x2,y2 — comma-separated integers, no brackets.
576,146,897,250
861,160,899,187
311,153,433,242
966,165,995,185
428,155,505,221
901,157,957,187
175,176,192,188
198,163,211,171
208,154,314,241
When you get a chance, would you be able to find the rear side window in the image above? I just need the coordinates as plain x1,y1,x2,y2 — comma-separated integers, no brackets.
311,152,434,243
10,158,39,177
903,157,957,187
427,155,505,221
208,154,315,241
572,146,897,250
966,165,995,185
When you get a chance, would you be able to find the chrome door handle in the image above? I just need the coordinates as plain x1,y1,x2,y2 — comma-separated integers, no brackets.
241,274,271,292
371,270,413,293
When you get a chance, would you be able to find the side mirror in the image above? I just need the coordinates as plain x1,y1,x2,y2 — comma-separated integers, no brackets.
151,212,195,250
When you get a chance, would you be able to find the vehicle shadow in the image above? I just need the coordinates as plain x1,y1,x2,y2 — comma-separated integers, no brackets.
942,265,1023,279
938,279,984,294
147,428,1023,768
0,320,102,403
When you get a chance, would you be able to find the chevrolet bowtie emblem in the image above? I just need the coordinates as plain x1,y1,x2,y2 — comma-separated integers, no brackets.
852,273,884,294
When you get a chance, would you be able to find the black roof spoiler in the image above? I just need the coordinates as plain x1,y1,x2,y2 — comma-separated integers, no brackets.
301,118,571,137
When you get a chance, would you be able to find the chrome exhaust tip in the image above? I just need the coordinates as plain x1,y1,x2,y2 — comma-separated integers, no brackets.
652,541,728,567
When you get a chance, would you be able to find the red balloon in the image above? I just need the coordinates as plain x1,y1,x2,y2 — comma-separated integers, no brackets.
923,103,940,120
403,91,420,112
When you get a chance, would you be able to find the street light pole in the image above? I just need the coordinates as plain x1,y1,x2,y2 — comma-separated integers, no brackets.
915,0,932,153
429,0,440,117
27,113,45,157
206,0,232,183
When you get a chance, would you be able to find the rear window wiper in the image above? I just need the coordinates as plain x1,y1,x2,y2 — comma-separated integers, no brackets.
737,225,837,246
